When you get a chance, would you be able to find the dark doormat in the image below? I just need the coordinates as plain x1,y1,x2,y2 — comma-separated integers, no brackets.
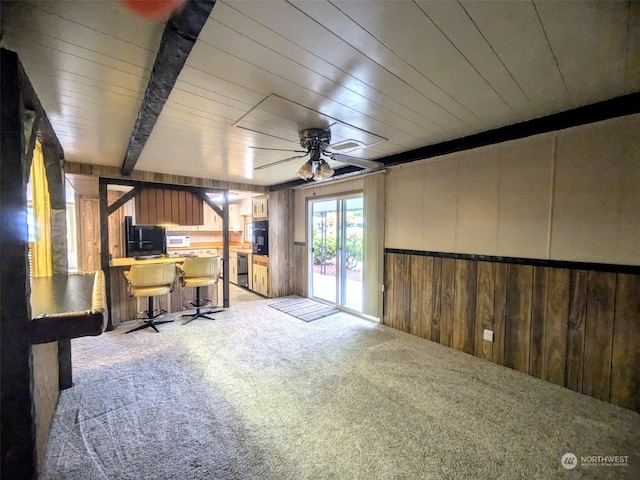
270,298,340,322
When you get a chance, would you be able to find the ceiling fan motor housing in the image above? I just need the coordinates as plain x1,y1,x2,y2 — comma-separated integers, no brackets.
299,128,331,151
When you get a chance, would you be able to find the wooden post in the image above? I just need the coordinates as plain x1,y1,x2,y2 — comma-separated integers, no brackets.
99,179,114,330
222,191,230,308
0,47,36,479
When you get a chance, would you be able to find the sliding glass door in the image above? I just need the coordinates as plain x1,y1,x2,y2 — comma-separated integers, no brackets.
309,195,363,312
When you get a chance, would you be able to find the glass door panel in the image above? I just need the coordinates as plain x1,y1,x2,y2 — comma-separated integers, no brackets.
309,195,363,312
341,197,363,312
311,199,337,304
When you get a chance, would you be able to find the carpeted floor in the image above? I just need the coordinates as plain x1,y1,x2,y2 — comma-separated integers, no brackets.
40,287,640,479
270,297,340,322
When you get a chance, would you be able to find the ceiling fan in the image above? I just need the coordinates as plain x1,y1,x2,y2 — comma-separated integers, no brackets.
252,128,383,180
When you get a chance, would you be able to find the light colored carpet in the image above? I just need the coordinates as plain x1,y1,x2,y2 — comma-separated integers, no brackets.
41,287,640,479
270,297,340,322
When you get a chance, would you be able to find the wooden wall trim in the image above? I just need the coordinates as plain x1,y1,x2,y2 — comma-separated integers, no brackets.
65,161,268,194
383,251,640,413
381,93,640,168
385,248,640,275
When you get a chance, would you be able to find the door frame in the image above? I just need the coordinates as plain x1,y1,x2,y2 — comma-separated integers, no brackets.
307,192,364,313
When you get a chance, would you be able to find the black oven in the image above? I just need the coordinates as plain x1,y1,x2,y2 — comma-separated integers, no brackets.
251,220,268,256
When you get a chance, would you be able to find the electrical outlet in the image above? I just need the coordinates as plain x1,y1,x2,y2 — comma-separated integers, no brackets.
483,329,494,342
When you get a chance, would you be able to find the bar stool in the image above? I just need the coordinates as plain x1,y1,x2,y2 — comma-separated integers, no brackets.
177,256,223,325
123,262,176,334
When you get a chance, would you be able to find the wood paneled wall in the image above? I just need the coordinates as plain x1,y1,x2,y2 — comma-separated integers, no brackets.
268,190,296,298
292,243,307,297
77,197,101,272
65,161,268,194
135,188,203,225
384,251,640,413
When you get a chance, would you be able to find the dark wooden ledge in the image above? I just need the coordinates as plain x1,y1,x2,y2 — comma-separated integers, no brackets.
29,271,107,389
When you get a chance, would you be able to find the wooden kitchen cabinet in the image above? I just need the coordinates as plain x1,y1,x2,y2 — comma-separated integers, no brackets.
229,250,238,284
252,255,269,296
252,195,268,219
229,204,242,231
202,202,221,231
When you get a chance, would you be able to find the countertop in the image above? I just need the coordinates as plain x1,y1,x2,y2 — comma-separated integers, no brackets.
111,243,255,267
29,271,107,344
110,255,201,268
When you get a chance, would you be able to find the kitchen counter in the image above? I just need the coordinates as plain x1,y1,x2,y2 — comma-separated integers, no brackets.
110,254,216,268
108,255,220,327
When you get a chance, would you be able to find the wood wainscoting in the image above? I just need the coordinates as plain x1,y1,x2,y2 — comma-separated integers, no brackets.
383,250,640,413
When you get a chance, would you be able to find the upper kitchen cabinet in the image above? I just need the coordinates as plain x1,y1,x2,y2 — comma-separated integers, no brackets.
240,198,252,216
252,195,268,219
229,204,242,231
135,188,203,226
202,202,221,231
199,203,242,231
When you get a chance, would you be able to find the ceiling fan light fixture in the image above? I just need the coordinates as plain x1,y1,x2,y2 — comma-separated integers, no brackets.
297,160,314,180
314,160,334,180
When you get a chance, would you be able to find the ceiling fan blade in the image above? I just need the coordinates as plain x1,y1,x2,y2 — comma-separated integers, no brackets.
254,153,309,170
250,146,308,153
329,153,383,170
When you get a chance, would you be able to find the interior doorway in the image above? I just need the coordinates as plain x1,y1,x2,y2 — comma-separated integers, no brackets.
309,195,363,312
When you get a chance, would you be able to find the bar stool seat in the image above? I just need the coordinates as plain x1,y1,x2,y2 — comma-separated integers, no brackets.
123,262,176,334
177,256,223,324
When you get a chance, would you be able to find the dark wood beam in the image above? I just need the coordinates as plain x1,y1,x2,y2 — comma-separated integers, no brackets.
197,190,224,219
0,48,36,479
98,180,113,330
15,50,64,161
379,92,640,168
107,186,140,216
269,92,640,191
120,0,217,176
221,191,230,308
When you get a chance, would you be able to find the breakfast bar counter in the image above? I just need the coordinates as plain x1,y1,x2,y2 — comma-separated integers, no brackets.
108,255,219,328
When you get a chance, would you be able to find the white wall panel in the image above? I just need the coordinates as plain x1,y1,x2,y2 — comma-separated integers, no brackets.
497,138,553,259
385,115,637,266
552,115,640,264
456,150,500,255
421,160,459,252
386,166,425,250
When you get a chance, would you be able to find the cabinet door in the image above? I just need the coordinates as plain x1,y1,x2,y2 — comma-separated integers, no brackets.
259,265,266,296
229,251,238,284
213,210,222,231
252,264,261,294
233,204,244,231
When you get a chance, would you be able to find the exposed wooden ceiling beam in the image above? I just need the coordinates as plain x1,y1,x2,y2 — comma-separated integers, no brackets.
120,0,217,176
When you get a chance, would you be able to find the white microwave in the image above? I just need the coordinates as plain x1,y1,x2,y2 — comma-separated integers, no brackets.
166,235,190,247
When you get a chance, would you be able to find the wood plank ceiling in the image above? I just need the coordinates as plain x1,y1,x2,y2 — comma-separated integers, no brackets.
2,0,638,187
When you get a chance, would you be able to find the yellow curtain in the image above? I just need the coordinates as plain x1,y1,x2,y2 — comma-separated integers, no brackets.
30,141,53,277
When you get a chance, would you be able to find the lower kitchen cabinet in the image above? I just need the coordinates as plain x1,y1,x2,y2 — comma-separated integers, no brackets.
229,250,238,284
252,255,269,297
